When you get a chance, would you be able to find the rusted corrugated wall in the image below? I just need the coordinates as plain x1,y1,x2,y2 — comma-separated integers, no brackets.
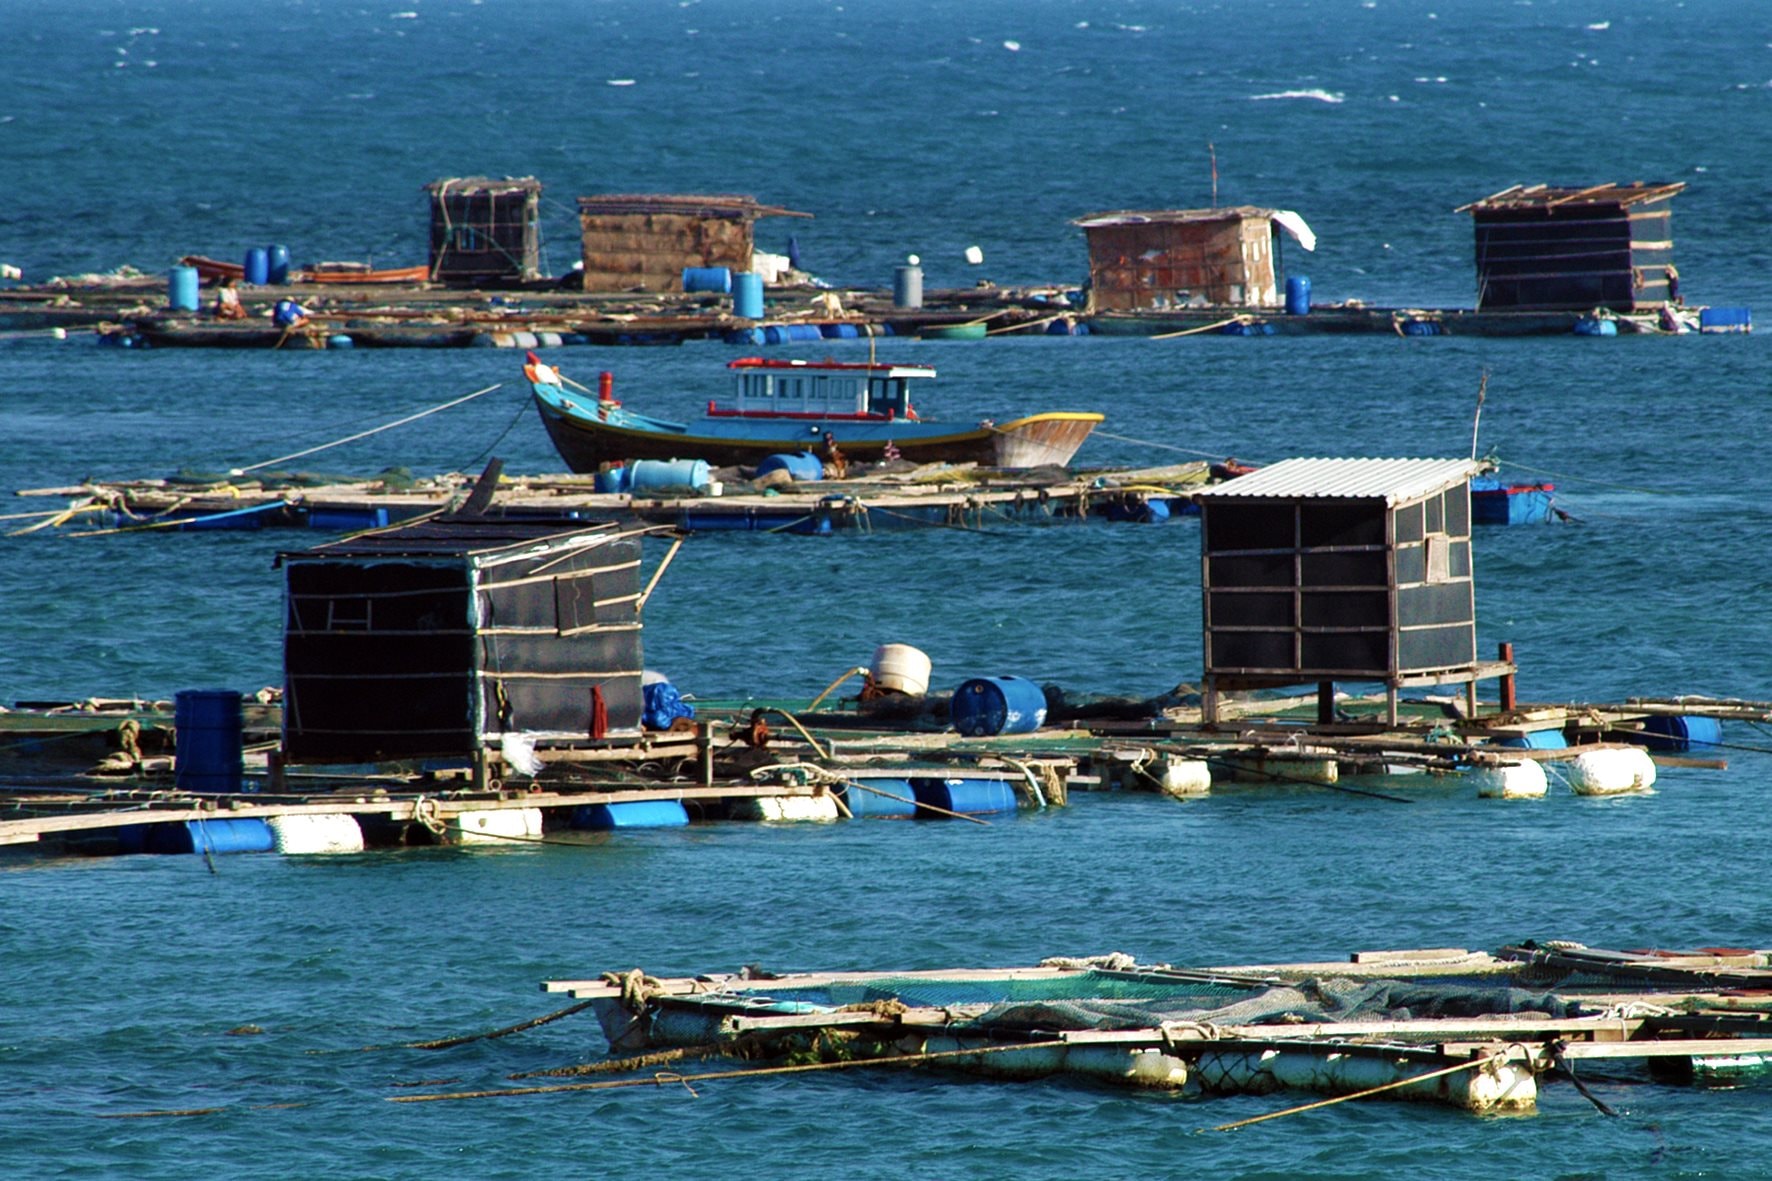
1082,212,1278,310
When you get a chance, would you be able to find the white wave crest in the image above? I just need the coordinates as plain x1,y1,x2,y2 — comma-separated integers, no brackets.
1250,89,1344,103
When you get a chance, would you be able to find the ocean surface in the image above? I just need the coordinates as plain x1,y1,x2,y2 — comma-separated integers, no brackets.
5,1,1772,1176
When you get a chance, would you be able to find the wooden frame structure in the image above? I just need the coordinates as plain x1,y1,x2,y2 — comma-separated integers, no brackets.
1457,181,1685,312
1073,206,1288,311
575,193,811,293
279,518,646,765
1194,458,1510,726
423,176,543,286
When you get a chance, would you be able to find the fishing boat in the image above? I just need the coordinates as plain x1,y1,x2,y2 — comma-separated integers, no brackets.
528,356,1103,471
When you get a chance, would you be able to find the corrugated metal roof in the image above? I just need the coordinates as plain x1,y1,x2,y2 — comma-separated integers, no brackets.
1456,181,1685,213
576,193,812,220
1194,457,1485,505
1072,205,1278,228
283,517,621,561
423,176,542,195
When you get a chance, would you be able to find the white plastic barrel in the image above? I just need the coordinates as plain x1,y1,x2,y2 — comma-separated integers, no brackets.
269,813,366,854
870,643,932,696
1470,759,1548,799
1567,748,1657,795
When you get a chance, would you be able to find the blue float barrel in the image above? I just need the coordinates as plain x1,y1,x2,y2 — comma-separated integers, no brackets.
682,266,733,294
755,451,823,481
266,244,291,284
175,689,244,794
168,265,200,311
820,323,859,339
243,247,270,286
1285,275,1311,315
572,800,690,830
628,458,710,492
1636,714,1723,753
837,777,920,819
893,264,924,309
950,676,1047,736
732,271,764,319
594,465,630,493
911,776,1019,817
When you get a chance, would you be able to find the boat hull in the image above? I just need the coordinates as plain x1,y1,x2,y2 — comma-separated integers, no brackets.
531,382,1100,471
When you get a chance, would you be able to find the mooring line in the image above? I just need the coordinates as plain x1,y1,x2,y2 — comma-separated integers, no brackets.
233,382,505,474
389,1039,1051,1104
1204,1050,1511,1132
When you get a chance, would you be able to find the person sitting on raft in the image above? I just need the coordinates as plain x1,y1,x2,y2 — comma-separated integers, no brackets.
272,297,310,329
213,279,247,320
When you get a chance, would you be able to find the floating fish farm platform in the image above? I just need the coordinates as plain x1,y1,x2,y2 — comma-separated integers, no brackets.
466,939,1772,1120
11,462,1217,536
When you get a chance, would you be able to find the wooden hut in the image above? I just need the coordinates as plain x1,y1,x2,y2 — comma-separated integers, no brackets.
1457,182,1686,312
279,518,646,766
424,176,543,286
1072,207,1316,311
575,193,811,293
1193,457,1507,726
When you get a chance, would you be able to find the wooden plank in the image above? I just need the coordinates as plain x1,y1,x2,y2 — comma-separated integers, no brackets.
1557,1037,1772,1061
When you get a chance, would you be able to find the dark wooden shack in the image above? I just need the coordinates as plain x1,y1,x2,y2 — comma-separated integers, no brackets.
575,193,811,293
1073,207,1314,311
1193,457,1500,725
424,176,543,286
1458,182,1685,312
279,518,645,765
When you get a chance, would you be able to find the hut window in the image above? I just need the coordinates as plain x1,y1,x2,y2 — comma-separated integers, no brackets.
327,598,372,631
1425,532,1451,583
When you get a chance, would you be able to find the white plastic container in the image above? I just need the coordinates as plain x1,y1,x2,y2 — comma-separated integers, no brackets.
870,643,932,696
1567,747,1657,795
452,807,544,843
1470,759,1548,799
269,812,365,854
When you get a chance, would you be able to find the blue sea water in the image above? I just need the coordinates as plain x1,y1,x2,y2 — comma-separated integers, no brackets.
5,1,1772,1176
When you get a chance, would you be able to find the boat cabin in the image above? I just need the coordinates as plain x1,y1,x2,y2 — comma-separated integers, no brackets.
714,358,935,420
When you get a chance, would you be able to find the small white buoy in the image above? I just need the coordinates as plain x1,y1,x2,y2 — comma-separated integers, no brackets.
1155,757,1212,797
0,263,22,280
1470,759,1548,799
964,245,985,265
51,327,67,340
906,253,921,266
1566,747,1657,795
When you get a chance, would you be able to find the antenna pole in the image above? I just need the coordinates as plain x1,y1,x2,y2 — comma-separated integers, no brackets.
1471,371,1489,460
1209,142,1218,207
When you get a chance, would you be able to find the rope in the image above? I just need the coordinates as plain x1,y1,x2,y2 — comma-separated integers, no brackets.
356,999,597,1052
234,383,505,474
1089,429,1249,462
388,1039,1057,1104
1149,315,1251,339
1205,1049,1513,1132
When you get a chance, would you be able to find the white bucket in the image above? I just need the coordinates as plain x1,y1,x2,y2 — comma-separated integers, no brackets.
1470,759,1548,799
870,643,932,696
1567,747,1657,795
269,812,365,854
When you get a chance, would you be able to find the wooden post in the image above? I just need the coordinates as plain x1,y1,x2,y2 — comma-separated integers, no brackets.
699,721,713,789
1386,685,1399,727
265,749,286,794
1317,681,1336,725
1498,642,1517,713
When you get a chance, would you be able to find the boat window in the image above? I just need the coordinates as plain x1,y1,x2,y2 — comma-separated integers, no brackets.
868,377,907,417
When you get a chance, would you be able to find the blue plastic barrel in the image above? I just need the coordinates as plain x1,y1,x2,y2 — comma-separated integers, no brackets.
572,800,690,830
893,264,924,309
243,247,270,286
950,676,1048,736
266,244,291,284
1497,728,1568,751
594,465,630,493
1285,275,1311,315
175,689,244,793
755,451,823,481
732,271,764,319
820,323,860,339
1635,714,1723,753
168,265,200,311
912,776,1019,817
628,458,710,492
682,266,733,294
837,777,920,819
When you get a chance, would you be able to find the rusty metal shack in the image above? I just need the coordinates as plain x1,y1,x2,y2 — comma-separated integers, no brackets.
1072,206,1315,311
1457,181,1686,312
279,518,646,766
575,193,812,293
424,176,544,286
1193,457,1510,726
